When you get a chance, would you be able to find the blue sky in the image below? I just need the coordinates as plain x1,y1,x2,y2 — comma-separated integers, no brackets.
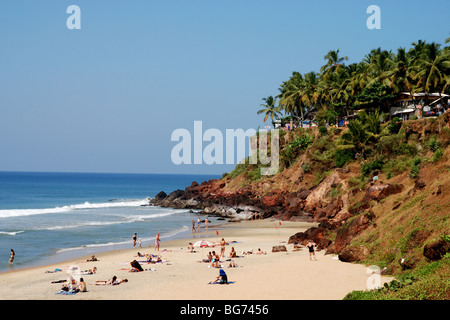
0,0,448,174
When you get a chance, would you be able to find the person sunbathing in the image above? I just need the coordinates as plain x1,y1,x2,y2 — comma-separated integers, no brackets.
229,247,237,258
227,260,238,268
129,260,144,272
95,276,127,285
209,251,220,268
81,266,97,274
186,243,196,253
211,269,228,284
96,276,116,285
256,248,267,255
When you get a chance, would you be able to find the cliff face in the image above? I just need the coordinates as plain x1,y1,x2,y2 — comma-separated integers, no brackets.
152,113,450,275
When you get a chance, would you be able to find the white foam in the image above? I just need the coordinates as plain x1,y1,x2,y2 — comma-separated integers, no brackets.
0,230,24,236
55,225,190,254
0,199,150,218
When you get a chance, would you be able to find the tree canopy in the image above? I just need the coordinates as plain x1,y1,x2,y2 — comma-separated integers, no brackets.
257,39,450,125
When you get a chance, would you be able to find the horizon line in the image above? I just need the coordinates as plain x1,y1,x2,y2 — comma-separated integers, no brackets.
0,170,222,176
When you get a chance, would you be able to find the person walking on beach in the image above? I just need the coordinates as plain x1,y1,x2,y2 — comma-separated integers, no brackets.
155,233,160,251
197,217,201,233
9,249,15,264
132,233,137,247
306,240,317,261
192,220,196,233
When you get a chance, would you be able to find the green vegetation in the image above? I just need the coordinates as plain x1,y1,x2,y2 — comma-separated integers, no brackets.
251,38,450,301
344,254,449,300
257,39,449,127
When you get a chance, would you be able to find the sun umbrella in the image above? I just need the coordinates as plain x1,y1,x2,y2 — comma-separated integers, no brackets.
193,240,213,260
193,240,213,248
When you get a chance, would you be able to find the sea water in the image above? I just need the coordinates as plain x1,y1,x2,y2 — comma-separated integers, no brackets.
0,171,221,272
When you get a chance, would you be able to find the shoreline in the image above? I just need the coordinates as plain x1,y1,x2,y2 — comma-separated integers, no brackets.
0,218,229,275
0,218,393,300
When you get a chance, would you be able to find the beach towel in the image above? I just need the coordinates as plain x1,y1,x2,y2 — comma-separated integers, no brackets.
45,268,62,273
208,281,235,285
56,289,77,295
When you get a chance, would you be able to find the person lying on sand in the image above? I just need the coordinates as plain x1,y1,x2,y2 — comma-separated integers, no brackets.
242,250,253,255
95,276,128,285
86,255,98,262
256,248,267,255
81,266,97,274
141,254,163,263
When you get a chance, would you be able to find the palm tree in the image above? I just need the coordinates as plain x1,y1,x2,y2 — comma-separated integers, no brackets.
257,96,281,124
278,72,306,126
321,49,349,82
383,48,412,93
413,42,450,96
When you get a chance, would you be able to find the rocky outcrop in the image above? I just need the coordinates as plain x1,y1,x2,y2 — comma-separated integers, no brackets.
272,245,287,252
338,245,370,263
331,211,375,254
363,183,403,202
288,226,332,250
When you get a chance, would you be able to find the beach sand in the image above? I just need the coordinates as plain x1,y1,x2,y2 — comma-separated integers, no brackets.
0,219,392,300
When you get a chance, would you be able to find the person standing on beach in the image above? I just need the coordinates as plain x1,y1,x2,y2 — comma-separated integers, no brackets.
197,217,201,233
192,220,196,233
306,240,317,261
132,233,137,247
220,238,226,259
155,233,160,251
9,249,15,264
205,217,209,231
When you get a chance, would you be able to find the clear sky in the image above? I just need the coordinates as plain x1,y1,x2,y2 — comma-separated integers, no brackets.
0,0,448,174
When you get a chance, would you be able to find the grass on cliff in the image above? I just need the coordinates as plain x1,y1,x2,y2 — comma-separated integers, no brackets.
344,253,450,300
222,114,450,299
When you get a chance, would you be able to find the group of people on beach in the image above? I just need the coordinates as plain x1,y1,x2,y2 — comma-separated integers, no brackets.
132,232,160,251
192,217,209,233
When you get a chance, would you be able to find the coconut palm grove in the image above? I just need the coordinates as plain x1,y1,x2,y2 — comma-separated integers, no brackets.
258,38,450,127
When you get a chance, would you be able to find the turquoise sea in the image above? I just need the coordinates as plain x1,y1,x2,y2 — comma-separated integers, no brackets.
0,171,221,272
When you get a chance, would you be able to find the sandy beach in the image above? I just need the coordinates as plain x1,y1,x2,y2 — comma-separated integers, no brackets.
0,219,392,300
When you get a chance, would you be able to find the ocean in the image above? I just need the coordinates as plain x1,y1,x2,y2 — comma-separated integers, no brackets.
0,171,221,273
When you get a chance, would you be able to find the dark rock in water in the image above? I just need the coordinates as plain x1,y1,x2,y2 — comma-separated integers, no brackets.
423,239,450,261
167,189,185,200
154,191,167,201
